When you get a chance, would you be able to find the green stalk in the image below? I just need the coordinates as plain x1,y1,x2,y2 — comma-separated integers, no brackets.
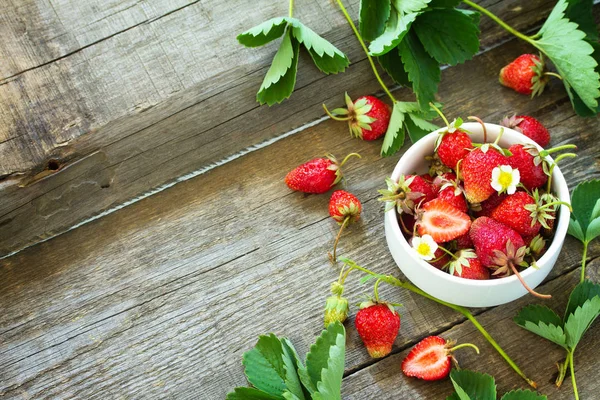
334,0,397,103
580,241,589,283
462,0,536,45
288,0,294,18
341,258,537,388
569,350,580,400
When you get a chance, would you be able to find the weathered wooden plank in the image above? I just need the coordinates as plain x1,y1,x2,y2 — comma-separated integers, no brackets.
0,0,562,257
341,264,600,399
0,67,598,397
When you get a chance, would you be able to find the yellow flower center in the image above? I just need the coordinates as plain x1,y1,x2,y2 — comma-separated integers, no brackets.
417,242,431,256
498,170,513,189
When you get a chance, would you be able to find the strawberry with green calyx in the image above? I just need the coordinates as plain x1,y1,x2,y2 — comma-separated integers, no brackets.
354,278,401,358
470,217,550,299
323,92,391,141
501,115,550,147
285,152,361,194
507,143,577,190
430,103,473,170
378,175,425,215
323,265,352,327
490,191,542,237
402,336,480,381
498,54,562,97
446,249,490,280
434,173,468,213
328,190,362,262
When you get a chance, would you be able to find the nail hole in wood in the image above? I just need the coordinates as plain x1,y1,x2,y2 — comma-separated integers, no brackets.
47,159,60,170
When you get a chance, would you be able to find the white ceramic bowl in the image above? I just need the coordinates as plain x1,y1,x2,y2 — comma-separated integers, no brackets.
384,122,570,307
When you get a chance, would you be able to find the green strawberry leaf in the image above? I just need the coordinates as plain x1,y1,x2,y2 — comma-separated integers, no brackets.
565,280,600,320
448,369,497,400
391,0,432,14
282,338,314,396
398,31,441,109
428,0,461,8
368,11,420,56
533,0,600,113
381,101,407,156
378,48,411,86
514,304,567,349
413,8,480,66
564,296,600,349
311,323,345,400
359,0,391,41
568,180,600,243
226,387,283,400
242,333,304,398
564,0,598,41
290,20,349,74
500,389,548,400
305,322,346,398
257,30,300,106
237,17,290,47
405,112,439,143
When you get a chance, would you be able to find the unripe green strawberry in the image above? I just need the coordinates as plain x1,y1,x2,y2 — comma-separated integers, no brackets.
324,282,350,327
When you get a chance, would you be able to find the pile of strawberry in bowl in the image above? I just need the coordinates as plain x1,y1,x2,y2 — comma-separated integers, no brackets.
383,112,574,307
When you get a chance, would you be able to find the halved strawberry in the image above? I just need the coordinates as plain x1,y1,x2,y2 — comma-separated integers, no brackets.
417,199,471,243
402,336,479,381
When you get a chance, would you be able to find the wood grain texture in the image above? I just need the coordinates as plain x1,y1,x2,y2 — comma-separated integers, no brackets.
0,49,598,397
0,0,561,257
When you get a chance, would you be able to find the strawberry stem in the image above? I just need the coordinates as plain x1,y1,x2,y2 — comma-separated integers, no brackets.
569,350,580,400
449,342,480,354
543,71,563,80
539,200,572,212
580,241,589,283
540,144,577,156
373,278,382,303
330,216,351,263
493,127,504,146
429,102,450,128
546,153,577,192
288,0,294,18
334,0,396,103
509,262,551,299
339,257,537,388
339,152,362,167
467,116,487,143
323,103,352,122
437,245,459,260
555,357,569,388
398,215,412,235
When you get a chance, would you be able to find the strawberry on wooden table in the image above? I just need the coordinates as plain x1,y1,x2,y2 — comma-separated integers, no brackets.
355,301,401,358
402,336,479,381
323,92,391,141
328,190,362,262
499,54,557,96
285,153,360,194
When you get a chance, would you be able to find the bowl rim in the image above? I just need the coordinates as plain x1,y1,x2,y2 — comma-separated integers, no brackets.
385,122,571,288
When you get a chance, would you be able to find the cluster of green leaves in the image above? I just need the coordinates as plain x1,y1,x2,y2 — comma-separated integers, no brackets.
567,179,600,248
529,0,600,116
238,18,349,106
359,0,480,154
226,322,346,400
446,369,546,400
514,280,600,387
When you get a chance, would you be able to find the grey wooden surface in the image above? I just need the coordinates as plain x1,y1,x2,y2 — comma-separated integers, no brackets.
0,0,557,257
1,1,600,399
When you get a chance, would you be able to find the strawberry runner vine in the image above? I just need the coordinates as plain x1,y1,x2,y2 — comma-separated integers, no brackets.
237,0,600,156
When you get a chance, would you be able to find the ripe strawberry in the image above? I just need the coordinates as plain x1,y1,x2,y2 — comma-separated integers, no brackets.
499,54,547,96
502,115,550,147
428,246,451,269
437,130,473,170
324,93,391,140
285,153,360,194
490,192,541,237
453,256,490,280
507,144,547,190
474,192,507,217
408,175,437,205
328,190,362,262
399,213,416,238
402,336,479,381
437,186,467,213
355,303,400,358
417,198,471,243
470,217,550,298
462,147,508,204
379,175,429,216
455,232,473,249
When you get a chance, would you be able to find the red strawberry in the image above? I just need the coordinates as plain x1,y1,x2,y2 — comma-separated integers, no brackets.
462,147,508,204
490,192,541,237
399,213,416,238
455,232,473,249
428,246,451,269
355,303,400,358
402,336,479,381
499,54,547,96
285,153,360,194
328,190,362,262
470,217,550,298
437,130,473,170
450,253,490,280
324,93,391,140
507,144,547,190
501,115,550,147
408,175,437,205
417,198,471,243
437,186,468,213
474,192,508,217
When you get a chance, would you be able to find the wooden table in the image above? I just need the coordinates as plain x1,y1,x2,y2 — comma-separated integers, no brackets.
1,1,599,398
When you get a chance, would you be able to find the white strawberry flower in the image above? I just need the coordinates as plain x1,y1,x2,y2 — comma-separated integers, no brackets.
411,235,438,261
491,165,520,195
